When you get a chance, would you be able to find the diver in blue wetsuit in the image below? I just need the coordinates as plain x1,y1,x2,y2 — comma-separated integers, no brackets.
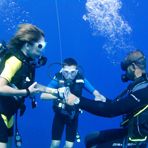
66,50,148,148
41,58,106,148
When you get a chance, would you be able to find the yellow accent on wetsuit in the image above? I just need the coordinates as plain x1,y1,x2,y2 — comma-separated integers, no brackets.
0,56,22,128
1,114,14,128
0,56,22,82
121,105,148,126
133,105,148,117
121,105,148,142
129,136,147,142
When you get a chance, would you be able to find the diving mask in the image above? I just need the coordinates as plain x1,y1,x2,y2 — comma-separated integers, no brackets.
28,40,47,52
34,41,47,50
120,52,145,72
61,67,78,80
121,56,145,82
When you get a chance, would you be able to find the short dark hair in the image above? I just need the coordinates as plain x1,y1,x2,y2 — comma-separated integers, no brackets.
63,58,78,67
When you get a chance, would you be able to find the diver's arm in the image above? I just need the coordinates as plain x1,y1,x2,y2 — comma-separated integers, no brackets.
40,79,59,100
79,88,148,117
40,86,58,100
66,87,148,117
41,86,70,100
84,78,106,102
0,56,41,96
40,93,57,100
36,83,58,94
0,76,30,96
84,78,95,93
0,76,43,97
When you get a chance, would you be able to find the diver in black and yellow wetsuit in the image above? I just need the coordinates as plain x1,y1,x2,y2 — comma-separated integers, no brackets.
0,24,48,148
66,50,148,147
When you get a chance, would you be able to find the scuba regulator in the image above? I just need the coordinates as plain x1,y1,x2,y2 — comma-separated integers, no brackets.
34,55,47,68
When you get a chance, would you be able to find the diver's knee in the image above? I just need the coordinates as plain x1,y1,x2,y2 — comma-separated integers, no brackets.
64,141,74,148
50,140,60,148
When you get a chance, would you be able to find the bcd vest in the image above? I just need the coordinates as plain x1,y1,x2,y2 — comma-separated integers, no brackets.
0,51,35,118
120,75,148,142
53,72,84,120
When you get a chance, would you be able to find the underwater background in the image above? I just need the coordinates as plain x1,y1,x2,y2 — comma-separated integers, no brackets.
0,0,148,147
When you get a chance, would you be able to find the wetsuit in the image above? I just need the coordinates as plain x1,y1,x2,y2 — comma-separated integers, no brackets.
0,51,35,143
49,72,95,142
79,76,148,147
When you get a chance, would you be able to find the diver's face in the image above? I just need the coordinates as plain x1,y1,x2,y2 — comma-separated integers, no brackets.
27,36,46,59
126,64,136,80
62,65,78,80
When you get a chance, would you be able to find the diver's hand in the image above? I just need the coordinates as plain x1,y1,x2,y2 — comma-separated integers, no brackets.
94,94,106,102
65,92,80,106
93,90,106,102
58,87,70,99
28,82,41,95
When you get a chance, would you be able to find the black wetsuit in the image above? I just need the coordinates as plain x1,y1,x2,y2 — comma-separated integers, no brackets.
79,76,148,147
51,72,84,142
0,51,35,142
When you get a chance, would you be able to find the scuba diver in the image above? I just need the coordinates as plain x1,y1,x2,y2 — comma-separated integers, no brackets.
65,50,148,147
41,58,106,148
0,23,55,148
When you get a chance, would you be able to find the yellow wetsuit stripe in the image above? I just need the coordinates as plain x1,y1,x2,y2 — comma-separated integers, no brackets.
0,56,22,82
133,105,148,117
1,114,14,128
129,136,147,142
121,104,148,126
121,119,129,126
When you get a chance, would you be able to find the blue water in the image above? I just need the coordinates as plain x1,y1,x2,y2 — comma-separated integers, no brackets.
0,0,148,147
